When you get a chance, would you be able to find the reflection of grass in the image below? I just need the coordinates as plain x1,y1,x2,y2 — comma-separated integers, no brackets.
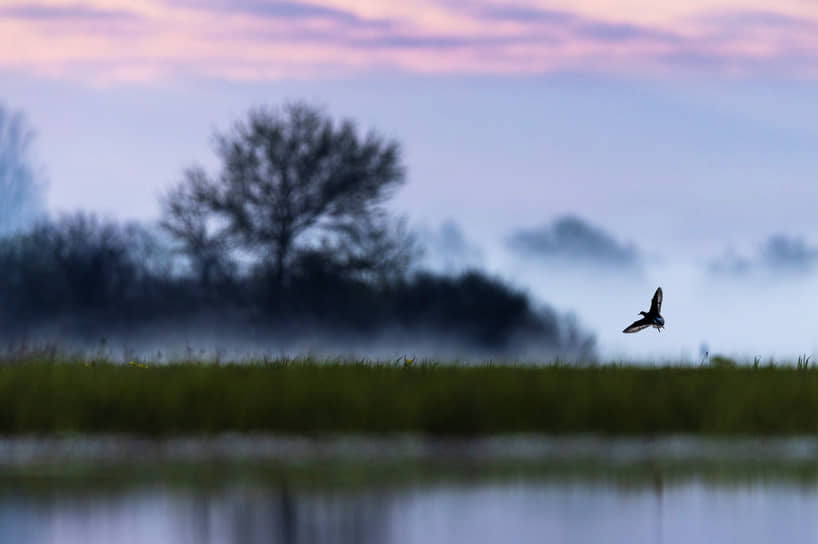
3,359,818,435
6,456,818,495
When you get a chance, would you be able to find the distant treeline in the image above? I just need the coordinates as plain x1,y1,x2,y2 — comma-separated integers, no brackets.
0,101,594,358
0,213,594,358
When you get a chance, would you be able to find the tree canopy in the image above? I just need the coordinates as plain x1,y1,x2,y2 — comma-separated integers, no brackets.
163,102,409,285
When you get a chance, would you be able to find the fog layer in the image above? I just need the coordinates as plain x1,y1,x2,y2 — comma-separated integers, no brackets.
474,220,818,362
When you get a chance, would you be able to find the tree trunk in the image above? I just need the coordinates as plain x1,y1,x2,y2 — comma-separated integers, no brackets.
273,233,291,288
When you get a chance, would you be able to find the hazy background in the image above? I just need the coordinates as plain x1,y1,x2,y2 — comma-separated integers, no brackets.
3,0,818,361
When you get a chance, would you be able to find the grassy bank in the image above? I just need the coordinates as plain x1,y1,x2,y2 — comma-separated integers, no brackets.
0,359,817,435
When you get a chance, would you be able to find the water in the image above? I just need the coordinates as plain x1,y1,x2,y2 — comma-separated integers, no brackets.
5,479,818,543
2,435,818,543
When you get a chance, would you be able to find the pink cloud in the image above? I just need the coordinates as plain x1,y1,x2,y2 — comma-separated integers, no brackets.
2,1,818,83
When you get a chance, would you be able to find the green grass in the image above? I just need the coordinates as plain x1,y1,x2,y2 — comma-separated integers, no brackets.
1,358,818,435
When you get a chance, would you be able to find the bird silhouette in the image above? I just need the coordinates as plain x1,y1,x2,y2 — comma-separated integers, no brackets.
623,287,664,333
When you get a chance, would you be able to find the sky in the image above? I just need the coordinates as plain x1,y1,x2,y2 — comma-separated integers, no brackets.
4,0,818,81
3,0,818,360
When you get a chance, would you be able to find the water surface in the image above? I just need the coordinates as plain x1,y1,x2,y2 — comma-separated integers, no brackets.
2,435,818,543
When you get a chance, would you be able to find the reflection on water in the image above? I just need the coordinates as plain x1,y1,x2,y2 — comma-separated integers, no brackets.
2,435,818,543
2,478,818,544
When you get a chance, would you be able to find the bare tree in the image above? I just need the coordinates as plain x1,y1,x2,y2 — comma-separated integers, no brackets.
324,212,420,283
160,168,232,287
163,102,406,285
0,105,45,234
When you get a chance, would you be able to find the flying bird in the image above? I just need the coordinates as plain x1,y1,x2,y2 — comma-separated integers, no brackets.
623,287,664,333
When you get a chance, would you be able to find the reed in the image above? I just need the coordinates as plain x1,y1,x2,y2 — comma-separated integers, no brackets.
0,358,816,435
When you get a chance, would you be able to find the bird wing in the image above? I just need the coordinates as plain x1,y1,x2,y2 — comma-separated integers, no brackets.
650,287,662,314
623,317,651,333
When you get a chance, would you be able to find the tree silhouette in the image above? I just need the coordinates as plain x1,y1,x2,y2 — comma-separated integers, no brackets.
0,105,45,234
160,169,232,288
164,102,406,285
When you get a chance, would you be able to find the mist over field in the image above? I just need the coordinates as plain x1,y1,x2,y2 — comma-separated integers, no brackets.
13,215,818,364
8,213,810,364
425,216,818,362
